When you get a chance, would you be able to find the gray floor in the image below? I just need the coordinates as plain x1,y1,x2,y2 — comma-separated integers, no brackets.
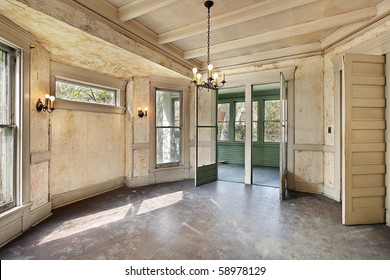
1,179,390,260
218,164,279,187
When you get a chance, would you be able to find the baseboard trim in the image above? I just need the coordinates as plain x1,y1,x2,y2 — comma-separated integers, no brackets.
0,203,32,248
126,166,191,188
51,177,125,209
29,202,52,228
292,181,324,194
323,184,341,202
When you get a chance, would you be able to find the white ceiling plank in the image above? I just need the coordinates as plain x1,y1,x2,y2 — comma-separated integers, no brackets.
158,0,319,44
207,42,322,69
184,7,378,59
321,22,369,49
119,0,180,21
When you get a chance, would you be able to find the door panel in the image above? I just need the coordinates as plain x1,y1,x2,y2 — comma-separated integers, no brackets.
195,87,218,186
342,53,386,225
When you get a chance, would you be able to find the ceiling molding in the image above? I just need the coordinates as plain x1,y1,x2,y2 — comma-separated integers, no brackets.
158,0,319,44
206,42,322,69
184,7,378,59
118,0,180,22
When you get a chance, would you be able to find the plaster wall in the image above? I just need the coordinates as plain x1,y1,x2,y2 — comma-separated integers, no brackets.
29,43,50,210
50,110,125,196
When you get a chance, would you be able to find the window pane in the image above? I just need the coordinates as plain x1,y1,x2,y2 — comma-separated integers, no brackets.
218,103,229,141
252,101,258,142
156,128,181,164
252,101,258,122
235,102,245,141
264,122,280,143
0,127,14,208
56,79,116,106
264,100,280,121
156,90,180,127
0,49,10,124
252,121,258,142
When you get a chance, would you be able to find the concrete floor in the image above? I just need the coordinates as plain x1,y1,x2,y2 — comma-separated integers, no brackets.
1,179,390,260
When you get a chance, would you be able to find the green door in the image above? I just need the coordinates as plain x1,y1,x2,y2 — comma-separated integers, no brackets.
195,87,218,186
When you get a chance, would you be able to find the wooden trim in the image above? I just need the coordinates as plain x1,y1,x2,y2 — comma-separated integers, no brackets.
119,0,180,22
28,202,52,227
30,151,51,164
50,177,125,209
54,99,126,114
292,181,324,194
132,143,150,150
0,16,35,51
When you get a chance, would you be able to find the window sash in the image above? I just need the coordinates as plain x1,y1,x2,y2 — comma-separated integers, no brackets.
155,89,182,166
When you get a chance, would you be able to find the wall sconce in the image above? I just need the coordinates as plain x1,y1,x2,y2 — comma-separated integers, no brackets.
36,94,55,113
138,107,148,118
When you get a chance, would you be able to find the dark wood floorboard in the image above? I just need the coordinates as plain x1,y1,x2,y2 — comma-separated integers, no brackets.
1,179,390,260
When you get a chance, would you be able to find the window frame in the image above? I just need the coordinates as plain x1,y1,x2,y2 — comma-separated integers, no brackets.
155,88,183,168
50,62,126,114
0,42,17,214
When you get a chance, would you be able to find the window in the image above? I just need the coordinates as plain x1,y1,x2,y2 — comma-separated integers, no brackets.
217,103,230,141
234,102,245,141
0,44,16,213
263,100,280,143
156,89,182,166
55,78,117,106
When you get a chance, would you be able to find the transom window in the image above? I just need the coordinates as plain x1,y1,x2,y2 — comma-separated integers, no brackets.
155,89,182,166
55,78,118,106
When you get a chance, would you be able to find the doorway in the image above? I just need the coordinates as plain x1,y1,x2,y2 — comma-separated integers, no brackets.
217,86,245,184
251,83,281,188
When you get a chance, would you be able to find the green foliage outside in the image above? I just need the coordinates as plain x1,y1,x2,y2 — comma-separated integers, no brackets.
264,100,280,143
56,80,115,105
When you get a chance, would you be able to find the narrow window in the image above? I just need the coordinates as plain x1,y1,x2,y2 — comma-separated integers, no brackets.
234,102,245,142
0,44,16,213
263,100,280,143
156,89,182,166
217,103,230,141
55,78,117,106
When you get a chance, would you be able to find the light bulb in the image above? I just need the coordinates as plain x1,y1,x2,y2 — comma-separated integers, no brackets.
49,96,55,102
192,68,198,74
45,94,50,99
213,73,219,80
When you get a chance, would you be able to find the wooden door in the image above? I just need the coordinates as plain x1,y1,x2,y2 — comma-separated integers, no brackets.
342,53,386,225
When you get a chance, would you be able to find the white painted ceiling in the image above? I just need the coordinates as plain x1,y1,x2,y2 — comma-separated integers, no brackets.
98,0,388,70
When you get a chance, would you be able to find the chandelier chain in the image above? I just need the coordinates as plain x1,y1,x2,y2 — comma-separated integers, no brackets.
207,6,211,67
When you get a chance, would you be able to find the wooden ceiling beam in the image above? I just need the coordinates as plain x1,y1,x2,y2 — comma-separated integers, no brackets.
158,0,319,44
184,7,378,59
119,0,180,22
207,42,322,69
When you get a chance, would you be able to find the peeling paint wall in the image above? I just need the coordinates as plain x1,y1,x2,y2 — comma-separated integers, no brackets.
50,110,125,196
126,76,150,183
30,43,50,210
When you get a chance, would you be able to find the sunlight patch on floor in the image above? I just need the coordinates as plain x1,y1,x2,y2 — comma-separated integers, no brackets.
137,191,183,215
38,203,133,244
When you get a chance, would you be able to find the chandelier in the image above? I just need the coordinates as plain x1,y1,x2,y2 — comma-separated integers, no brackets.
192,0,226,90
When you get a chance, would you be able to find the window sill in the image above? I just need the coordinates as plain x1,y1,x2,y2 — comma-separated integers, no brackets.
150,165,190,174
54,99,125,115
